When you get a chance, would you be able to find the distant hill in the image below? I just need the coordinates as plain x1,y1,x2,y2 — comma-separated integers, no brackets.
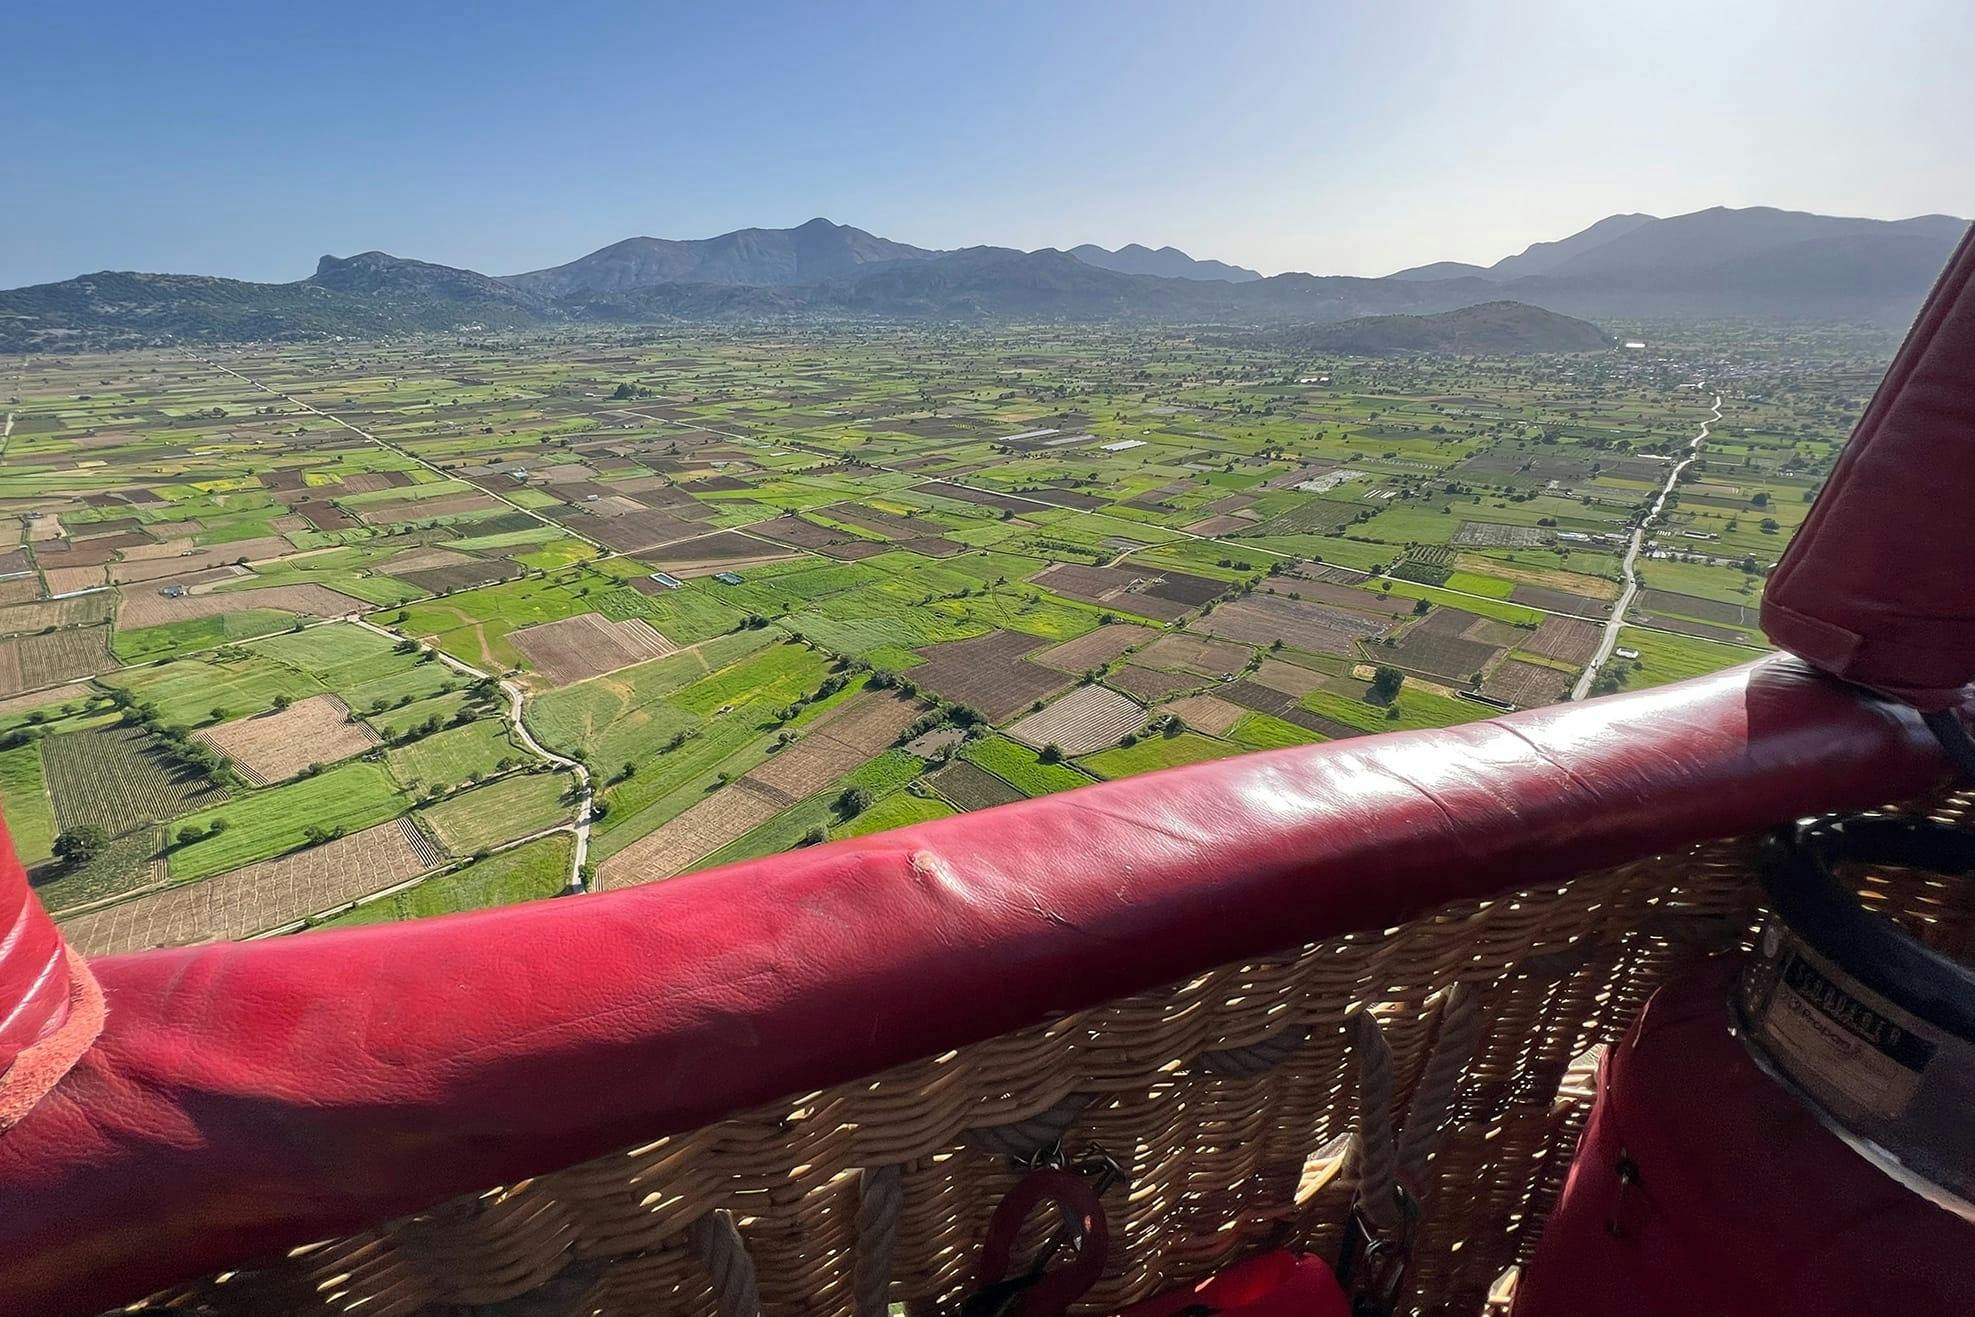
0,254,549,351
1385,260,1490,282
1269,301,1613,356
1066,243,1261,282
502,218,938,296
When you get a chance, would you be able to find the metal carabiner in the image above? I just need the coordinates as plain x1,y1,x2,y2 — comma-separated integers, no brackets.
1336,1185,1418,1317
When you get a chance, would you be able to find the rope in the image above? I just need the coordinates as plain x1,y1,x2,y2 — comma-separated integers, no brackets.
1198,1025,1311,1078
1396,982,1480,1188
1349,1008,1402,1233
689,1209,761,1317
963,1093,1090,1160
853,1164,902,1317
1351,982,1481,1232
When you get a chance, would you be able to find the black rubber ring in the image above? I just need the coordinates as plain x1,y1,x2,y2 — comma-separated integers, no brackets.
1759,815,1975,1042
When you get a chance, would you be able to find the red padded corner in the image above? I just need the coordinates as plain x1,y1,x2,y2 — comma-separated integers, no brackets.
0,817,73,1067
0,658,1957,1316
1762,223,1975,710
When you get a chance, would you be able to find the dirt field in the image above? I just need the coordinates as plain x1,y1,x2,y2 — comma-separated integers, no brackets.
59,818,439,955
1509,585,1611,617
580,508,711,553
909,630,1069,721
1522,616,1601,666
929,760,1027,810
0,592,115,635
1138,633,1252,676
1251,659,1327,697
0,625,115,696
110,536,293,584
1480,659,1574,708
358,492,506,525
510,612,677,685
42,565,108,595
1106,665,1200,701
397,559,523,594
633,531,801,574
1191,596,1391,656
198,695,382,784
116,582,366,630
598,691,922,887
746,691,923,798
1005,685,1147,755
1028,622,1158,672
1384,615,1506,686
1031,564,1193,622
752,515,890,560
118,537,199,562
1165,694,1246,736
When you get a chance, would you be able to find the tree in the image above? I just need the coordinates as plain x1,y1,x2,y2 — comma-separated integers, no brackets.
53,826,108,867
1038,743,1064,764
176,824,208,848
1369,665,1405,706
270,693,292,711
835,786,873,819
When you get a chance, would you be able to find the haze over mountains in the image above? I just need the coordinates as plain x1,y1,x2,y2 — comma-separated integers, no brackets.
2,206,1965,352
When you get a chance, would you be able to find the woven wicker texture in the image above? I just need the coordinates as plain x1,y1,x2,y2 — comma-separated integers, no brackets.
142,795,1975,1316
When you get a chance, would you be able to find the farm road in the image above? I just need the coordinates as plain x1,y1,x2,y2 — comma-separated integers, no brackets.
1573,392,1725,700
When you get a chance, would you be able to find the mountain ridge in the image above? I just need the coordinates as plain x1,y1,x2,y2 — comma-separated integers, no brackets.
4,206,1966,351
1065,243,1261,282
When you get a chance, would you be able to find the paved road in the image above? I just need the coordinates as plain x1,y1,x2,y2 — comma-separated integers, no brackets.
1573,392,1725,701
347,615,593,892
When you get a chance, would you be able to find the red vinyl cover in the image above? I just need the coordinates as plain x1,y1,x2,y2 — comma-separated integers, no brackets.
1512,958,1975,1316
1762,223,1975,710
0,658,1958,1315
0,830,76,1064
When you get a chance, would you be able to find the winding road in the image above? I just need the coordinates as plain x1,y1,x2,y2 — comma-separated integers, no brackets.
1572,391,1724,700
348,616,593,892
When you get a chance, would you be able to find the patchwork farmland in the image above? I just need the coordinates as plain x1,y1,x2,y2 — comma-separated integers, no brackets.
0,320,1854,946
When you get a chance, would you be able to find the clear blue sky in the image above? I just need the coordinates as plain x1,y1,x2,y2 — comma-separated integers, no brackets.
5,0,1971,289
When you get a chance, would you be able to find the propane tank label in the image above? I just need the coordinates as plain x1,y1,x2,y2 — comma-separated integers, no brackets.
1763,948,1935,1118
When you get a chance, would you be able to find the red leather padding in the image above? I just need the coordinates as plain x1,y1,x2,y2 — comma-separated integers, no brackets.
0,822,74,1065
1762,223,1975,710
1513,958,1975,1316
0,658,1957,1315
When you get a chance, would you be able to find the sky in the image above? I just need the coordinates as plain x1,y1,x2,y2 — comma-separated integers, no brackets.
4,0,1973,289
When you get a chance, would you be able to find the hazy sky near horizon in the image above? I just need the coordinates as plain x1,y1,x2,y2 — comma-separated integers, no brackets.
5,0,1972,289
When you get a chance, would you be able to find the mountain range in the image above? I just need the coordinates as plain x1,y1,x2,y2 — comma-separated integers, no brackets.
2,206,1965,352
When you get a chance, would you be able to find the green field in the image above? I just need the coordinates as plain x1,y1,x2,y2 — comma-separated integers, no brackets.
169,761,407,881
964,736,1096,797
0,743,56,867
1080,730,1243,779
385,721,518,794
419,770,576,855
